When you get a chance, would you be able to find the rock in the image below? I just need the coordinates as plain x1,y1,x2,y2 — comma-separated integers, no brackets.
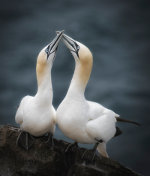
0,125,141,176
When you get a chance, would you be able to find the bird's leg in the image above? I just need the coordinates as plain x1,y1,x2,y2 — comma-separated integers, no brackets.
81,143,98,162
16,131,34,150
45,132,54,147
16,130,23,146
65,142,78,153
81,139,103,162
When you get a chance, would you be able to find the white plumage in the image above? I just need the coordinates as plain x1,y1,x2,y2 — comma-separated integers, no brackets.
15,32,63,139
15,95,56,136
56,33,119,157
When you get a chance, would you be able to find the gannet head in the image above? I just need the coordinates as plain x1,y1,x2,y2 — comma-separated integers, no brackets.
37,30,64,65
36,30,64,85
60,33,93,64
59,32,93,87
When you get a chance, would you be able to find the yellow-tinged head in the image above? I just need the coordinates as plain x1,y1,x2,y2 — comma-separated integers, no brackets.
36,31,64,85
61,33,93,87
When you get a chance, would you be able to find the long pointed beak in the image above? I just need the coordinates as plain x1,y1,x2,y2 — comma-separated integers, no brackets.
45,30,64,58
56,31,80,58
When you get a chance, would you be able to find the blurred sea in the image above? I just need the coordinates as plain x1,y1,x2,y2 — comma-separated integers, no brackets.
0,0,150,175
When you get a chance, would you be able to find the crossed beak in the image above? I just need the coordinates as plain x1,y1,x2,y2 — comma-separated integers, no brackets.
45,30,64,59
56,31,80,58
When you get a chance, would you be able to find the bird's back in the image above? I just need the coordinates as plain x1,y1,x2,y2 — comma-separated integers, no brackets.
87,100,118,120
86,100,117,142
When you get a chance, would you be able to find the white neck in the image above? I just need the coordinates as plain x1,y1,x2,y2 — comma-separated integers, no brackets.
36,65,53,104
66,59,92,100
67,79,85,100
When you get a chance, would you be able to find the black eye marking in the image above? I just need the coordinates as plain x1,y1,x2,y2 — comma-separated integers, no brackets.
66,39,80,58
76,45,80,57
45,33,62,60
45,44,50,59
45,44,58,60
72,44,80,57
45,33,61,60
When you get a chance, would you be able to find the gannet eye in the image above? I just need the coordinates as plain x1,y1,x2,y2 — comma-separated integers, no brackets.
77,45,80,50
76,45,80,57
45,42,58,60
74,42,80,50
45,44,51,59
70,43,80,58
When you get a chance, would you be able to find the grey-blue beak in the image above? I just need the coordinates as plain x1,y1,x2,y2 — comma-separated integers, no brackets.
45,30,64,59
56,31,80,58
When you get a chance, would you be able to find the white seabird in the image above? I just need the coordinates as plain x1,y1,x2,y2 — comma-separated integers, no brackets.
15,31,64,150
56,33,140,159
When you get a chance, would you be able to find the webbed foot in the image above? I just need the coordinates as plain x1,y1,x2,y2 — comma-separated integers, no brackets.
81,140,103,162
44,132,54,147
16,131,34,150
81,148,97,162
65,142,78,153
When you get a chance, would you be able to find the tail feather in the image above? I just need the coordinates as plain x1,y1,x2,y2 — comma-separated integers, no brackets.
116,117,140,126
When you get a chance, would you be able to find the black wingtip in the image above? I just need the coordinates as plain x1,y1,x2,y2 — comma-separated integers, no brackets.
114,127,122,137
132,121,141,127
116,117,141,127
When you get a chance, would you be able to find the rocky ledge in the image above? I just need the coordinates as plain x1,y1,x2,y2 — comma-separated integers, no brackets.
0,125,141,176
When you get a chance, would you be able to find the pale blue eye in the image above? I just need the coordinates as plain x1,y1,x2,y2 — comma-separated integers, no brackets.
45,45,50,59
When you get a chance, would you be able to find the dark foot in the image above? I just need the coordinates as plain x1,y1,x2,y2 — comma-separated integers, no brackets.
81,141,102,162
65,142,78,153
44,132,54,147
81,148,97,162
16,131,34,150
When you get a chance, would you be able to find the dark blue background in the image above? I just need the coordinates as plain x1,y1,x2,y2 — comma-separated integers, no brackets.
0,0,150,175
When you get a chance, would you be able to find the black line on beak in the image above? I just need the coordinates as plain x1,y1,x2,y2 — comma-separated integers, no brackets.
45,32,63,60
63,37,80,58
50,33,62,52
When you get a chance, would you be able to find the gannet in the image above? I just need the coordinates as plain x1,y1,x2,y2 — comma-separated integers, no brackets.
15,31,64,150
56,33,140,159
